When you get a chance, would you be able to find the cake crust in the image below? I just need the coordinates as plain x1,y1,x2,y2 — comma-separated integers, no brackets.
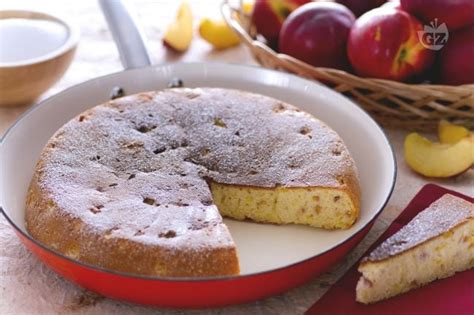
26,88,360,276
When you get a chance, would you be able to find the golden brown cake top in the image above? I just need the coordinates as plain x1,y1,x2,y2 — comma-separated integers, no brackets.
362,194,474,263
33,88,358,247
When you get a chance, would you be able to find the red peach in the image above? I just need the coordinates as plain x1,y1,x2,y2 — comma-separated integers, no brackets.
336,0,387,17
438,25,474,85
348,7,435,81
400,0,474,31
252,0,311,45
279,2,356,70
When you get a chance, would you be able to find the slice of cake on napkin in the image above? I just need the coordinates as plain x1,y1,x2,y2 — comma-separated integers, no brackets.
356,194,474,304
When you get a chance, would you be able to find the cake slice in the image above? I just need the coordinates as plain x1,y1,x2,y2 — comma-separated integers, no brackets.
356,194,474,304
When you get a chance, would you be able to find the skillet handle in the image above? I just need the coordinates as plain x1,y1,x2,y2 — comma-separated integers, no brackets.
98,0,151,69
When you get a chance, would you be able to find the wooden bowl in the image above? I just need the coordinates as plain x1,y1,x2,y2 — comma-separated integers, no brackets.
0,10,79,107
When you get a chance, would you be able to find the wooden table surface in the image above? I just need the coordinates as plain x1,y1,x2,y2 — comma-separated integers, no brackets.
0,1,472,314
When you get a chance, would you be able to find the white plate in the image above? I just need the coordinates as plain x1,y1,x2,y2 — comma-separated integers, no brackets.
0,62,396,275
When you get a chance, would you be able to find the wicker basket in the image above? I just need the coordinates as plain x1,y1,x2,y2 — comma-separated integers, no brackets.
221,1,474,131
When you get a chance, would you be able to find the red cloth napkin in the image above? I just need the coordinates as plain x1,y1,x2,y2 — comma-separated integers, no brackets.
306,184,474,315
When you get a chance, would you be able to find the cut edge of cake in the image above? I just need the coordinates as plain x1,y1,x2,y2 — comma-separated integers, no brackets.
210,181,360,230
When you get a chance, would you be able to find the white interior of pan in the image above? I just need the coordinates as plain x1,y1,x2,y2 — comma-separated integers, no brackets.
0,63,395,275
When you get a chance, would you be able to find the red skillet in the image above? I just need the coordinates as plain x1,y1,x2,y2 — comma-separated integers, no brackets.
0,0,396,308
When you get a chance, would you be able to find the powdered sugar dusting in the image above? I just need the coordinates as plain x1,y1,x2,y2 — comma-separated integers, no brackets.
364,194,474,262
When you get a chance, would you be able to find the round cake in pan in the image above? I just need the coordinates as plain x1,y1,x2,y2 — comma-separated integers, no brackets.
25,88,360,277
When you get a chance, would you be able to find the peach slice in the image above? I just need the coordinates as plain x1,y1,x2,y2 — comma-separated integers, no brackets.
404,133,473,178
242,0,255,15
198,1,253,50
163,1,193,52
199,18,241,49
438,120,471,144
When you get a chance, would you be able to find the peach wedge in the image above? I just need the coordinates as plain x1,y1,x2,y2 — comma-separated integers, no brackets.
198,1,253,50
438,120,471,144
404,133,473,178
199,18,241,49
163,1,193,52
